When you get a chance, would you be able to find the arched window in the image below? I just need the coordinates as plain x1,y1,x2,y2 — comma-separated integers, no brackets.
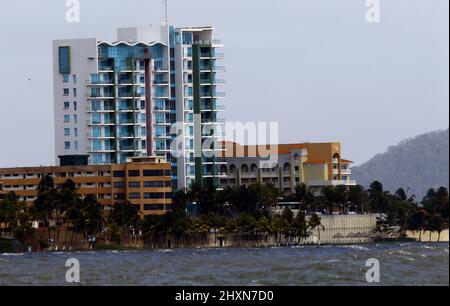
241,164,249,173
229,164,236,173
220,165,228,174
251,164,258,173
333,153,340,163
283,163,291,172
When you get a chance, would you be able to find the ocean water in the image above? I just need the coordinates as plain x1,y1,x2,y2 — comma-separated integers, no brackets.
0,243,448,286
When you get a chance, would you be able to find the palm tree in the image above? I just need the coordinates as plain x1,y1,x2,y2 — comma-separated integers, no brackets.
82,195,103,246
108,201,139,245
0,192,27,233
368,181,390,217
408,210,430,241
348,185,368,213
308,213,325,244
393,188,417,236
428,215,445,242
322,186,338,215
294,183,314,212
394,188,415,204
292,211,309,244
270,215,285,245
34,175,59,244
256,216,271,246
281,208,294,244
53,179,78,246
335,185,349,214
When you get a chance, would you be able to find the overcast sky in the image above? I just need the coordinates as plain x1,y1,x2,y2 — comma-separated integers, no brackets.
0,0,448,167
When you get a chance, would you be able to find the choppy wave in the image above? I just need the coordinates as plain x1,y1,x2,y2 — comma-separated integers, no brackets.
0,243,448,286
341,245,370,251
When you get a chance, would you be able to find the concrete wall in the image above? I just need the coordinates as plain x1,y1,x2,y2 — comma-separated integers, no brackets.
206,214,380,248
303,214,378,244
406,230,449,242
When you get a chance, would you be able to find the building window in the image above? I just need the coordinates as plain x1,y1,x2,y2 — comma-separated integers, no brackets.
143,170,164,177
73,88,77,97
59,46,71,74
74,141,79,150
144,204,165,211
129,193,141,199
114,193,125,200
73,75,77,83
93,153,102,164
74,114,78,124
64,128,70,136
144,181,165,188
64,142,70,150
128,181,141,188
93,127,101,137
128,170,140,177
93,140,102,151
63,75,69,83
113,171,125,178
73,101,77,110
64,101,70,109
113,182,125,188
63,88,69,96
144,193,165,199
74,128,78,137
64,115,70,123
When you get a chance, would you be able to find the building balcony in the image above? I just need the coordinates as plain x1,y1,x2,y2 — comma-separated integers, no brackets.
87,120,115,126
153,80,170,86
86,106,115,113
308,180,357,187
341,169,352,175
87,147,116,153
200,79,226,85
98,66,114,72
118,92,142,98
86,80,114,86
86,93,115,99
87,133,116,139
193,39,223,46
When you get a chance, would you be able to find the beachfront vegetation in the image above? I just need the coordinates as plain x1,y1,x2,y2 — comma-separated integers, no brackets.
0,177,448,250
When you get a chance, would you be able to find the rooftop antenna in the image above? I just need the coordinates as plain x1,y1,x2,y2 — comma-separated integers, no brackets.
163,0,168,25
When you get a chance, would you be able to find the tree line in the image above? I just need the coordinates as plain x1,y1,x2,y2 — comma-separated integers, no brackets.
0,176,448,250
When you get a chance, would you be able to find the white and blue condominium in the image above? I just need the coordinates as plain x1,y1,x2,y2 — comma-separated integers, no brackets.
53,24,226,190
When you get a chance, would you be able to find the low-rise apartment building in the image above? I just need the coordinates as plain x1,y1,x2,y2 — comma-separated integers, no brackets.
219,142,356,195
0,157,171,216
0,182,6,200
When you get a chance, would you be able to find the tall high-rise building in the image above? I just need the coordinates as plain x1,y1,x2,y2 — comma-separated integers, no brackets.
53,24,226,190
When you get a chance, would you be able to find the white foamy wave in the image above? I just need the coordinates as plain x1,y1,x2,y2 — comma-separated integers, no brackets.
342,245,370,251
1,253,24,256
388,250,412,256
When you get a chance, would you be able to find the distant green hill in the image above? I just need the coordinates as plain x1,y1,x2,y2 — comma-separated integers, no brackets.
352,128,449,200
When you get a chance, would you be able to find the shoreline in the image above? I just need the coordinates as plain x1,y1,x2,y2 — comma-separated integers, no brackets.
2,238,448,255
